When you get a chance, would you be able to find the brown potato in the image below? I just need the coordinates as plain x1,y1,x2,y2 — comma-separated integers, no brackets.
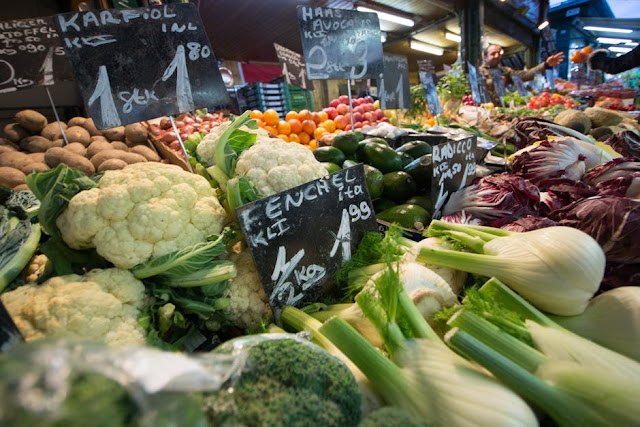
40,122,67,141
15,110,48,133
125,123,148,145
65,126,91,147
13,184,29,191
0,137,19,150
3,123,29,142
45,147,95,175
103,126,125,142
86,141,114,159
27,152,46,163
0,166,26,188
64,142,87,157
97,158,128,172
129,145,160,162
110,141,129,151
20,162,49,175
0,151,31,170
82,118,103,137
0,146,16,154
90,150,147,169
20,135,56,153
90,135,109,144
67,116,87,127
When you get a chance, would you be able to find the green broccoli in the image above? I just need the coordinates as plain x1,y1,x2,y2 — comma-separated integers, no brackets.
358,407,433,427
203,337,362,426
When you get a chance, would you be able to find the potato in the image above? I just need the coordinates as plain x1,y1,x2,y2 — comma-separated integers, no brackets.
45,147,95,176
110,141,129,151
97,158,128,172
40,121,67,141
64,142,87,157
3,123,29,142
86,141,114,159
124,123,148,145
90,135,109,144
0,166,26,188
27,152,46,163
13,184,29,191
67,116,87,127
15,109,48,133
0,146,16,154
20,162,49,175
129,145,160,162
0,137,18,150
90,150,147,169
82,118,103,137
0,151,31,170
65,126,91,147
103,126,125,142
20,135,57,153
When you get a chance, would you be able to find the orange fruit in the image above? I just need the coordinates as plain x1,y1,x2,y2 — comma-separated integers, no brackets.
288,119,302,134
288,133,300,143
321,120,336,133
298,132,310,144
255,119,265,128
249,109,263,121
311,112,322,124
264,125,278,135
298,109,311,122
581,46,593,54
277,134,289,142
277,121,291,135
308,139,318,150
263,109,280,126
314,127,327,140
318,111,329,122
285,111,299,121
301,120,316,136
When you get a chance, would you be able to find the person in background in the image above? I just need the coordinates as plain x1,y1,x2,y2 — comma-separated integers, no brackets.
480,44,565,105
589,45,640,74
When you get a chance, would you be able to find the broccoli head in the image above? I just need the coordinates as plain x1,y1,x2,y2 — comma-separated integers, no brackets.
358,406,433,427
203,337,362,426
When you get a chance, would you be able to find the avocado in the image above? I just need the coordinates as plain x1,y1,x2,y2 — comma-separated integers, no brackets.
364,164,384,199
363,143,403,173
396,140,433,158
377,204,431,230
333,131,361,155
313,146,346,165
321,162,341,174
382,171,417,203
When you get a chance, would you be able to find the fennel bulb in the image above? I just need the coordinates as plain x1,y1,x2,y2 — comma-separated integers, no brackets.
549,287,640,361
402,237,467,294
421,221,605,315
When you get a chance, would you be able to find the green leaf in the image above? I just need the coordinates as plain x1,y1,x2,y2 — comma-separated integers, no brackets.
38,237,110,276
213,110,255,179
228,129,257,154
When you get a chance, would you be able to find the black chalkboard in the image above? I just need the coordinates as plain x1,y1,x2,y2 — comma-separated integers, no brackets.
545,69,555,89
512,74,527,96
296,6,384,80
274,43,313,91
54,4,228,130
0,300,22,353
0,16,74,94
236,165,378,316
418,69,442,116
489,68,507,108
467,64,481,106
377,53,411,110
476,69,491,104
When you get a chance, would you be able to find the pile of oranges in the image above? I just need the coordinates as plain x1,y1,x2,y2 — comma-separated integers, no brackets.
570,46,593,64
249,109,342,150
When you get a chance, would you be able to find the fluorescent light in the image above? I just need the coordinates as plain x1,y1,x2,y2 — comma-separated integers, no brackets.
609,46,632,53
356,6,414,27
381,32,387,43
410,40,444,56
597,37,632,44
445,31,461,43
538,20,549,30
584,26,633,34
627,42,639,46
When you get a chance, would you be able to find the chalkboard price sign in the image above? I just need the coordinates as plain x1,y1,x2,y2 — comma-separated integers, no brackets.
236,165,378,315
274,43,313,90
488,68,507,107
418,69,442,116
377,53,411,110
545,69,555,89
512,74,527,96
476,70,491,104
54,4,228,129
467,64,481,105
296,6,384,80
0,16,74,94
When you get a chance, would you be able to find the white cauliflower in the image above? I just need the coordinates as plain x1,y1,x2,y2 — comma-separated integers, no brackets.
223,249,273,330
1,268,147,346
235,139,328,196
196,120,270,166
56,162,227,269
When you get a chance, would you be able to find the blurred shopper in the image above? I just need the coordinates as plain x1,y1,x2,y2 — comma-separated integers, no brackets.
589,45,640,74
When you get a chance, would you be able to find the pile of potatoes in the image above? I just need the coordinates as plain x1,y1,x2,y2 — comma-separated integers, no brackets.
1,109,162,190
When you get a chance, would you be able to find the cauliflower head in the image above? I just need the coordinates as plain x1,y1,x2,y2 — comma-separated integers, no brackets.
56,162,227,269
223,249,273,330
196,121,271,166
1,268,147,346
235,139,328,196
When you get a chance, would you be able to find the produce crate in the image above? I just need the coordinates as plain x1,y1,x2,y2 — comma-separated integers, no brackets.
238,82,288,118
282,82,314,112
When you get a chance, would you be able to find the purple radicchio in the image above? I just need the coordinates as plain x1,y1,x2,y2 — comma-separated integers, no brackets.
582,158,640,199
537,178,598,215
601,263,640,292
507,117,575,149
512,139,587,184
500,215,558,232
549,196,640,264
441,172,540,227
603,131,640,158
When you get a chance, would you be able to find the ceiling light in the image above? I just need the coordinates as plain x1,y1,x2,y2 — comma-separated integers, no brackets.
410,40,444,56
381,32,387,43
609,46,632,53
584,26,633,34
356,6,414,27
538,20,549,30
627,42,639,46
597,37,632,44
445,31,461,43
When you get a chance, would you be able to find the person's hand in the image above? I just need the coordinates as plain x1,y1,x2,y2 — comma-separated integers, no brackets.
546,52,565,67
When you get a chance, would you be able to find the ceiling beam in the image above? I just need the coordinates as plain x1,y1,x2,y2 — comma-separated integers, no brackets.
484,1,535,47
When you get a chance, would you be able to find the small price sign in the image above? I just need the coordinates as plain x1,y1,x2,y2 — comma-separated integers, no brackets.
377,53,411,110
418,69,442,116
296,6,384,80
274,43,313,90
545,69,555,89
512,74,527,96
489,68,506,107
236,165,378,316
54,4,228,129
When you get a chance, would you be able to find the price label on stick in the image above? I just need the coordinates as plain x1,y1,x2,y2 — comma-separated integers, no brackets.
418,69,442,116
274,43,313,90
54,4,228,130
296,6,384,80
488,68,507,107
476,71,491,105
236,165,378,316
467,64,481,105
512,74,527,96
545,69,555,89
0,16,74,94
377,53,410,110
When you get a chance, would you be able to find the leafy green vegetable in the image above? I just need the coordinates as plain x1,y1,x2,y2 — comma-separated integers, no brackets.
38,237,110,278
333,231,383,293
213,110,256,180
436,64,469,100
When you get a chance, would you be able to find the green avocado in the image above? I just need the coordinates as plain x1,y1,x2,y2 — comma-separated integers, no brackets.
382,171,417,203
313,146,346,165
377,204,431,230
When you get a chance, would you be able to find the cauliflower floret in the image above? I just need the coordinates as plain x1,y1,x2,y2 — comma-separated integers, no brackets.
56,163,227,269
1,268,147,346
22,254,48,284
235,139,328,196
196,121,271,166
223,250,273,330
